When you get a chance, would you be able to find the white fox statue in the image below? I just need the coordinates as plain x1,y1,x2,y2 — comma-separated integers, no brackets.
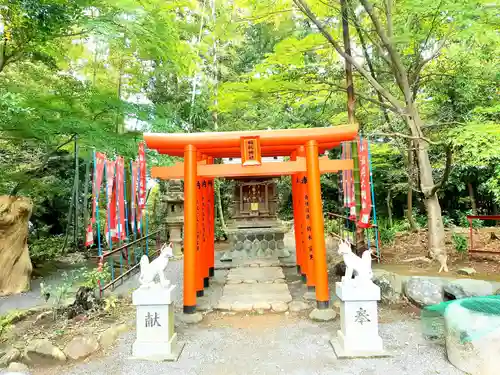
337,239,373,284
138,242,174,288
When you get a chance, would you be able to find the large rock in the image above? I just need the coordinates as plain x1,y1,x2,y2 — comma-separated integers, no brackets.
7,362,29,372
63,336,99,360
24,339,66,365
444,279,494,300
405,277,444,307
178,312,203,324
0,196,33,296
98,324,128,349
445,301,500,375
309,308,337,322
457,267,476,276
288,300,310,312
0,348,21,367
372,270,404,304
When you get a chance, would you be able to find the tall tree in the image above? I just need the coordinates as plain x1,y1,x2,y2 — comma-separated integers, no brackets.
225,0,497,271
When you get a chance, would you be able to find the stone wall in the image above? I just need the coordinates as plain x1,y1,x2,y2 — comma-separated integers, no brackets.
225,228,289,259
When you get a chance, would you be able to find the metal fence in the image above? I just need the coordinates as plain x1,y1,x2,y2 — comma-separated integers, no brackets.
92,227,165,296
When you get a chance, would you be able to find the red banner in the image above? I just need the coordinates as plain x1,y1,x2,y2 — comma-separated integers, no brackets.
131,161,138,233
85,152,106,247
357,139,372,228
138,142,146,213
342,142,356,219
115,156,126,240
105,160,117,245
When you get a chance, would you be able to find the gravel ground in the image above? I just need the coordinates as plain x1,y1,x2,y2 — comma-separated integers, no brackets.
32,315,462,375
22,258,464,375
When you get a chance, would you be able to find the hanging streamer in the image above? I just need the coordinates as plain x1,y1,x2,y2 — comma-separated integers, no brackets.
357,138,372,228
105,160,117,246
138,142,147,212
116,156,126,241
131,161,139,234
85,152,106,246
137,142,147,231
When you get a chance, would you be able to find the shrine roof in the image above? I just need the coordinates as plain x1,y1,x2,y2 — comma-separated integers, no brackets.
144,124,358,157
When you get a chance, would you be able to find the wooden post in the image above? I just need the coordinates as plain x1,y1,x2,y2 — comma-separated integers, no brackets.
183,145,197,313
202,157,210,288
305,140,330,309
196,153,204,297
207,157,215,277
291,152,303,275
298,146,315,289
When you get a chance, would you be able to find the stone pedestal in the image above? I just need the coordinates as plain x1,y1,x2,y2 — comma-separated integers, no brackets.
132,284,184,361
168,225,183,257
163,180,185,257
330,281,387,358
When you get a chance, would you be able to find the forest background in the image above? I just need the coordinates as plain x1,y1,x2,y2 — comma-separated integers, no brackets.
0,0,498,268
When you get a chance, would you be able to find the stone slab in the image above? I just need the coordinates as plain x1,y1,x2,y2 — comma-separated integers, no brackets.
216,283,292,311
239,258,281,268
226,267,284,283
330,338,390,359
130,341,185,362
215,257,296,270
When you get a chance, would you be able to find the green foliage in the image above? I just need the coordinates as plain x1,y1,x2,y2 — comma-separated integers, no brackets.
452,233,468,253
0,0,499,261
376,217,410,246
379,227,397,246
29,236,66,266
40,270,79,320
0,310,29,338
80,266,112,289
441,215,455,228
214,219,226,241
324,218,340,235
457,210,484,229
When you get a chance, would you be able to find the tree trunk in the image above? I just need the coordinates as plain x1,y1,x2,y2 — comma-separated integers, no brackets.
408,104,448,272
386,190,393,227
407,147,418,231
468,183,477,215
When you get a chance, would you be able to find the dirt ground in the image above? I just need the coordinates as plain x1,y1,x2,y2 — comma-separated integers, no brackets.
0,297,132,354
380,227,500,280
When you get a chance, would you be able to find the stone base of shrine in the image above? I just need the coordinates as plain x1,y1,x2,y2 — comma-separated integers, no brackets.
132,335,185,362
330,337,388,359
220,226,290,261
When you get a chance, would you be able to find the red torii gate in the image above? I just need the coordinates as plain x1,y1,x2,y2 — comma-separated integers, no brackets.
144,124,358,314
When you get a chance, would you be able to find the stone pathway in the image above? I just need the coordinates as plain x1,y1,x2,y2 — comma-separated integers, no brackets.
215,259,293,312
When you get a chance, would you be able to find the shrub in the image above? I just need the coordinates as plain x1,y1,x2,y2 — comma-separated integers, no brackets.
380,227,397,246
452,233,468,253
29,235,67,266
324,218,340,235
457,210,483,228
214,219,227,241
442,215,455,228
81,266,112,290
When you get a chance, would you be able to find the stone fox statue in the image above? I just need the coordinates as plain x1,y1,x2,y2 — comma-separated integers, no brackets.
139,242,174,288
337,240,373,283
